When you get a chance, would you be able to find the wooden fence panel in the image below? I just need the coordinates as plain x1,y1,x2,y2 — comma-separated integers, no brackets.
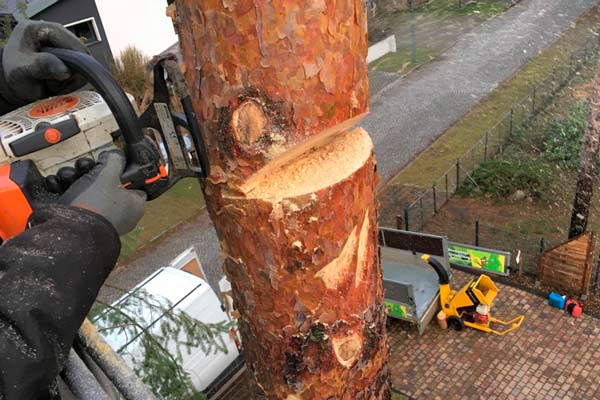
539,232,597,295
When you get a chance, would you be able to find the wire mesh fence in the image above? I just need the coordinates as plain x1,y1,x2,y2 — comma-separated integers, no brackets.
420,218,600,292
401,37,600,233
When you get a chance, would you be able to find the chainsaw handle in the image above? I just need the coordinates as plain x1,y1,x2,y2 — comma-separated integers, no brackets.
43,48,163,192
43,48,144,145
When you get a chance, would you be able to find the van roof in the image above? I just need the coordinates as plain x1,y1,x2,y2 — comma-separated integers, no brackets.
94,268,209,351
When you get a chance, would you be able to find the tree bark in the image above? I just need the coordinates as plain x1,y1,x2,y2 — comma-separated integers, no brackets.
569,65,600,239
171,1,390,399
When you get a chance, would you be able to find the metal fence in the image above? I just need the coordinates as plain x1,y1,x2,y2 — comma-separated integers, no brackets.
418,218,600,292
400,37,600,232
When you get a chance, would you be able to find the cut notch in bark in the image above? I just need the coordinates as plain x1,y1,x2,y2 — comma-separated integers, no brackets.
246,127,372,201
355,209,372,288
232,99,269,148
332,333,363,368
239,113,368,194
315,224,360,289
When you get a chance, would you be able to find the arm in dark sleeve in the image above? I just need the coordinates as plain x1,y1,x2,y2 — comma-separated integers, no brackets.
0,205,120,400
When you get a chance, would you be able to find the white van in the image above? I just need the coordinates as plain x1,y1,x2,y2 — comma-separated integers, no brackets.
94,249,243,398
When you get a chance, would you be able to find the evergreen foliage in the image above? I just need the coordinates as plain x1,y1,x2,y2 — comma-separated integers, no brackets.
94,289,232,400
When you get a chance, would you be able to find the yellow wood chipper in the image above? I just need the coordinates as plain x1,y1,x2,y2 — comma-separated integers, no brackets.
422,255,524,335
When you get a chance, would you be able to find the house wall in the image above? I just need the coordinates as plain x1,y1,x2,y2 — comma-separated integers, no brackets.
34,0,114,67
95,0,178,59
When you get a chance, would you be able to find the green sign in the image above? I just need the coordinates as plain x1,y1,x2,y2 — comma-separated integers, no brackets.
384,301,408,319
448,242,510,276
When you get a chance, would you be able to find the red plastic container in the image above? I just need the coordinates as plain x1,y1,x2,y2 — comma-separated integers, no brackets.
565,299,583,318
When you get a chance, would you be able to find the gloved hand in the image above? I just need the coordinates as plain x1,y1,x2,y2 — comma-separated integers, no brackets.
55,151,147,236
2,19,89,105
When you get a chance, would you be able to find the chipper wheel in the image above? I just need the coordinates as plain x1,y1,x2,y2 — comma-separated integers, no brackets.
447,316,465,331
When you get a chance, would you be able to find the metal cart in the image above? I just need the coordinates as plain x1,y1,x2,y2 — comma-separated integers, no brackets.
379,228,451,334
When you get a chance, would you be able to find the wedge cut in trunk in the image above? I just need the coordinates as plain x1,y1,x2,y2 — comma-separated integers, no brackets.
171,0,390,398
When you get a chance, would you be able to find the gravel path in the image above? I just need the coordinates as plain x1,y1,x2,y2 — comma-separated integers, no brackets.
101,0,598,300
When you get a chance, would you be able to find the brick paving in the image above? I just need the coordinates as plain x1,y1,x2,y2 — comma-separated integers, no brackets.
388,270,600,400
221,270,600,399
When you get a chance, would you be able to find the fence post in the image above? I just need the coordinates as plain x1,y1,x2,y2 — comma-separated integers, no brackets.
531,86,536,115
509,108,514,136
404,207,410,231
594,257,600,294
456,159,460,192
539,237,545,255
433,185,437,214
483,131,488,162
419,197,424,230
445,173,449,203
475,220,480,247
396,214,404,231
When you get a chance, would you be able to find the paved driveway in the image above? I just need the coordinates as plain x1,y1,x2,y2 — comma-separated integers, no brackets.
218,269,600,399
389,270,600,400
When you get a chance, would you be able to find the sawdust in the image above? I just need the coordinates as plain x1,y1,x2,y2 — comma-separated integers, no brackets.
239,113,368,194
248,128,372,201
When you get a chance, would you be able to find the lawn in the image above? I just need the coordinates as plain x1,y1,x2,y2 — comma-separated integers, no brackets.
418,0,510,18
370,46,436,74
368,0,511,45
119,178,205,261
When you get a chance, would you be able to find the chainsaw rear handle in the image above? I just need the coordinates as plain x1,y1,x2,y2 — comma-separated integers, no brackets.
43,48,163,192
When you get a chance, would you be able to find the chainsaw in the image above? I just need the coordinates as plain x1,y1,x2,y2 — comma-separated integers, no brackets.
0,48,208,242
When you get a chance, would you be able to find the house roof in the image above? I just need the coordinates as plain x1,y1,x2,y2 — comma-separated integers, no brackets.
2,0,23,14
161,41,181,61
5,0,59,19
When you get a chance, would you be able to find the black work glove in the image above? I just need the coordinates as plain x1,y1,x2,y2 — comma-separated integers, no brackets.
1,19,89,106
0,205,121,400
50,151,147,236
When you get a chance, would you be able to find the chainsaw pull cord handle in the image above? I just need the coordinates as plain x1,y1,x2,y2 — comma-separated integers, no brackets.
42,48,162,188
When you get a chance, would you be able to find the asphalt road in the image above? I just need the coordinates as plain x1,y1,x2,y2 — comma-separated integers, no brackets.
365,0,599,184
99,0,599,302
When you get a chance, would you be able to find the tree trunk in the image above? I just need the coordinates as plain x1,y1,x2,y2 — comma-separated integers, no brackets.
171,1,390,399
569,65,600,239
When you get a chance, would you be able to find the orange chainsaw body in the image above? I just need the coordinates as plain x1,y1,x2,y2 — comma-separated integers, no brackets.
0,164,34,242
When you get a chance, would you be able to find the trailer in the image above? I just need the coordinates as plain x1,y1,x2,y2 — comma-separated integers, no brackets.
379,228,451,334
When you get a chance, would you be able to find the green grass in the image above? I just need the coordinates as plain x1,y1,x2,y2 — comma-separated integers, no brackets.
387,8,600,189
419,0,510,18
457,159,551,199
391,391,408,400
119,178,205,261
541,101,590,169
368,0,509,45
370,46,436,74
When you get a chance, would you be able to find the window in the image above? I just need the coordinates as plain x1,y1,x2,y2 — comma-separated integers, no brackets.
64,17,101,45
